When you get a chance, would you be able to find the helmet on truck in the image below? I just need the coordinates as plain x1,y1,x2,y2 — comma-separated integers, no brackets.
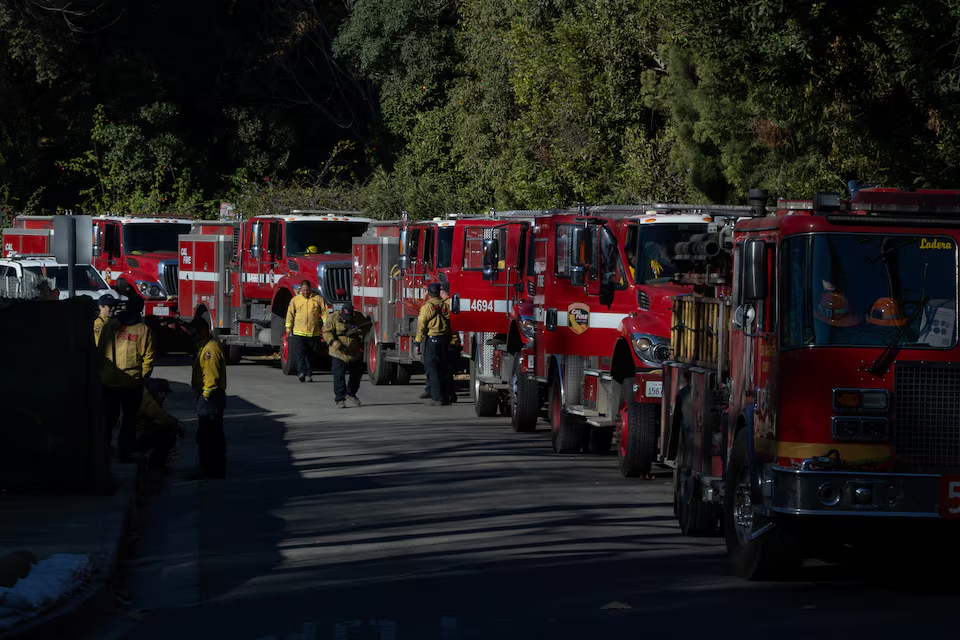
867,297,907,327
814,291,860,327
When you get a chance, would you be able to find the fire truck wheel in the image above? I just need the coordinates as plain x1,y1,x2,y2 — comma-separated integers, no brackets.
585,427,613,454
474,384,499,417
510,373,539,432
281,335,297,376
394,365,412,385
725,430,802,580
617,379,658,478
550,379,583,454
226,344,243,366
674,467,716,536
366,335,395,385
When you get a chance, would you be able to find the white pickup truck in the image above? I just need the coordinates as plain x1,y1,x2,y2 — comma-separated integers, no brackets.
0,256,122,301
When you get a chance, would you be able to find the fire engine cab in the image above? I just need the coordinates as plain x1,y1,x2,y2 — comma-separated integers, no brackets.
353,213,540,385
661,188,960,579
178,211,369,368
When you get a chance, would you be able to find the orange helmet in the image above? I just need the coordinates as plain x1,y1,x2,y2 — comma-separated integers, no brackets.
867,297,907,327
814,292,861,327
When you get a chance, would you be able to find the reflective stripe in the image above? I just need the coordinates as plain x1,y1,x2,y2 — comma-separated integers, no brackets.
458,298,513,313
180,270,219,282
532,307,624,329
353,285,384,297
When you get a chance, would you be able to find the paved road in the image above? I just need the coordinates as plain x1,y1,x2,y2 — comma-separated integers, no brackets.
46,357,959,639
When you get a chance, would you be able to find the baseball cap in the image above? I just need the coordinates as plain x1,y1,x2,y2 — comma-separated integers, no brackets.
440,282,450,293
98,295,119,307
341,301,355,313
427,282,441,295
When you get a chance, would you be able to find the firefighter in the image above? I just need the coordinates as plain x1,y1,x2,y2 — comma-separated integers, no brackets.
418,283,459,403
323,302,372,408
414,282,451,406
99,296,155,462
285,280,326,382
136,378,183,471
94,295,118,346
188,317,227,478
625,245,636,281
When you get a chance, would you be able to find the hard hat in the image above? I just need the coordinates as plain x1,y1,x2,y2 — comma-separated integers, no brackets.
867,297,907,327
305,246,319,254
814,292,860,327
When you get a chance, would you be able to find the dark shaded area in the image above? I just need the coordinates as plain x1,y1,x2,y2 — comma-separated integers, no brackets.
0,296,110,492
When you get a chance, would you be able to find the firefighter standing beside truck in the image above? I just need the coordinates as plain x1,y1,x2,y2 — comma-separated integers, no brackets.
98,297,155,462
189,318,227,479
322,301,372,408
418,282,459,403
414,282,451,407
285,280,327,383
94,295,118,346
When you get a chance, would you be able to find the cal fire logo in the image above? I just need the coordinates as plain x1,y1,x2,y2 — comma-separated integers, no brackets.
567,302,590,334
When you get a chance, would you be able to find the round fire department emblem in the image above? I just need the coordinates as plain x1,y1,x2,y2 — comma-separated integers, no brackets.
567,302,590,334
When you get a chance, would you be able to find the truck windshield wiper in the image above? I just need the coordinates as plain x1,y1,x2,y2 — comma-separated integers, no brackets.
864,263,928,378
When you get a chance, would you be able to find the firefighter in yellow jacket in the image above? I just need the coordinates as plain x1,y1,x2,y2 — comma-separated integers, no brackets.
98,297,155,462
323,301,372,408
94,295,118,346
419,282,459,403
414,282,451,406
188,317,227,478
285,280,327,382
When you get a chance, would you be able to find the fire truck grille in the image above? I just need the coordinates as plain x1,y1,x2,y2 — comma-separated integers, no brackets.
893,361,960,473
159,262,179,296
320,264,352,304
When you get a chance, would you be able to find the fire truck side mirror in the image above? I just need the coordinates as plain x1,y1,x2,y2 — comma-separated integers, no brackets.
92,225,102,257
251,222,263,260
482,237,500,281
570,226,590,287
743,239,768,300
398,253,410,272
451,293,461,314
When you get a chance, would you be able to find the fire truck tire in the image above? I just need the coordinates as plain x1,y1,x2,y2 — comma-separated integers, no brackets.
394,365,412,385
674,467,716,536
281,337,297,376
550,380,583,454
585,427,613,454
725,430,802,580
617,380,658,477
510,374,539,432
226,344,243,366
367,337,395,386
474,385,499,417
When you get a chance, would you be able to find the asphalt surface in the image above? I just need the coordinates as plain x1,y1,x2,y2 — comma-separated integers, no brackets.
38,356,960,639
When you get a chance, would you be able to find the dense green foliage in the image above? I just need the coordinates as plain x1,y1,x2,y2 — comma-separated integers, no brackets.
3,0,960,221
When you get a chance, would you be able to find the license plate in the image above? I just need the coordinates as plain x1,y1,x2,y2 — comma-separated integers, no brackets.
941,475,960,518
645,381,663,398
153,306,170,317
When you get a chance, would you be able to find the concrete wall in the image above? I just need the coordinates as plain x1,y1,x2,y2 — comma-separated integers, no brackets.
0,298,111,493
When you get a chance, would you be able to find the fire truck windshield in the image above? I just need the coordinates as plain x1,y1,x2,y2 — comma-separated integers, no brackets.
782,233,958,349
286,221,369,256
123,224,192,254
635,223,708,284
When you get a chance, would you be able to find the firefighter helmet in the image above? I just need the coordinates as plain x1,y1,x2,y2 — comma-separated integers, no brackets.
867,297,907,327
814,291,860,327
305,246,319,254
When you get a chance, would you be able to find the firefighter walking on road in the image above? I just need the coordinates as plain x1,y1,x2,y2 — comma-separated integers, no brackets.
285,280,327,382
188,318,227,479
323,302,372,408
414,282,451,406
98,297,155,462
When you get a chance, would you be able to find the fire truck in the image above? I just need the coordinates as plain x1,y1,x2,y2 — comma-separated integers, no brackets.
177,211,369,368
12,215,191,320
481,204,763,476
660,187,960,579
352,213,526,385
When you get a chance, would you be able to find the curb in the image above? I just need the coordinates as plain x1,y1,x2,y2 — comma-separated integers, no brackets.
0,466,141,640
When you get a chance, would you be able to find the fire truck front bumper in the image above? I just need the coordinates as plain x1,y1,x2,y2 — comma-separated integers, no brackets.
768,466,942,519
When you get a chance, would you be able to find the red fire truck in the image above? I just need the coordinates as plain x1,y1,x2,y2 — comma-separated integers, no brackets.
12,214,191,320
2,227,51,257
485,204,761,477
177,211,370,369
661,187,960,579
